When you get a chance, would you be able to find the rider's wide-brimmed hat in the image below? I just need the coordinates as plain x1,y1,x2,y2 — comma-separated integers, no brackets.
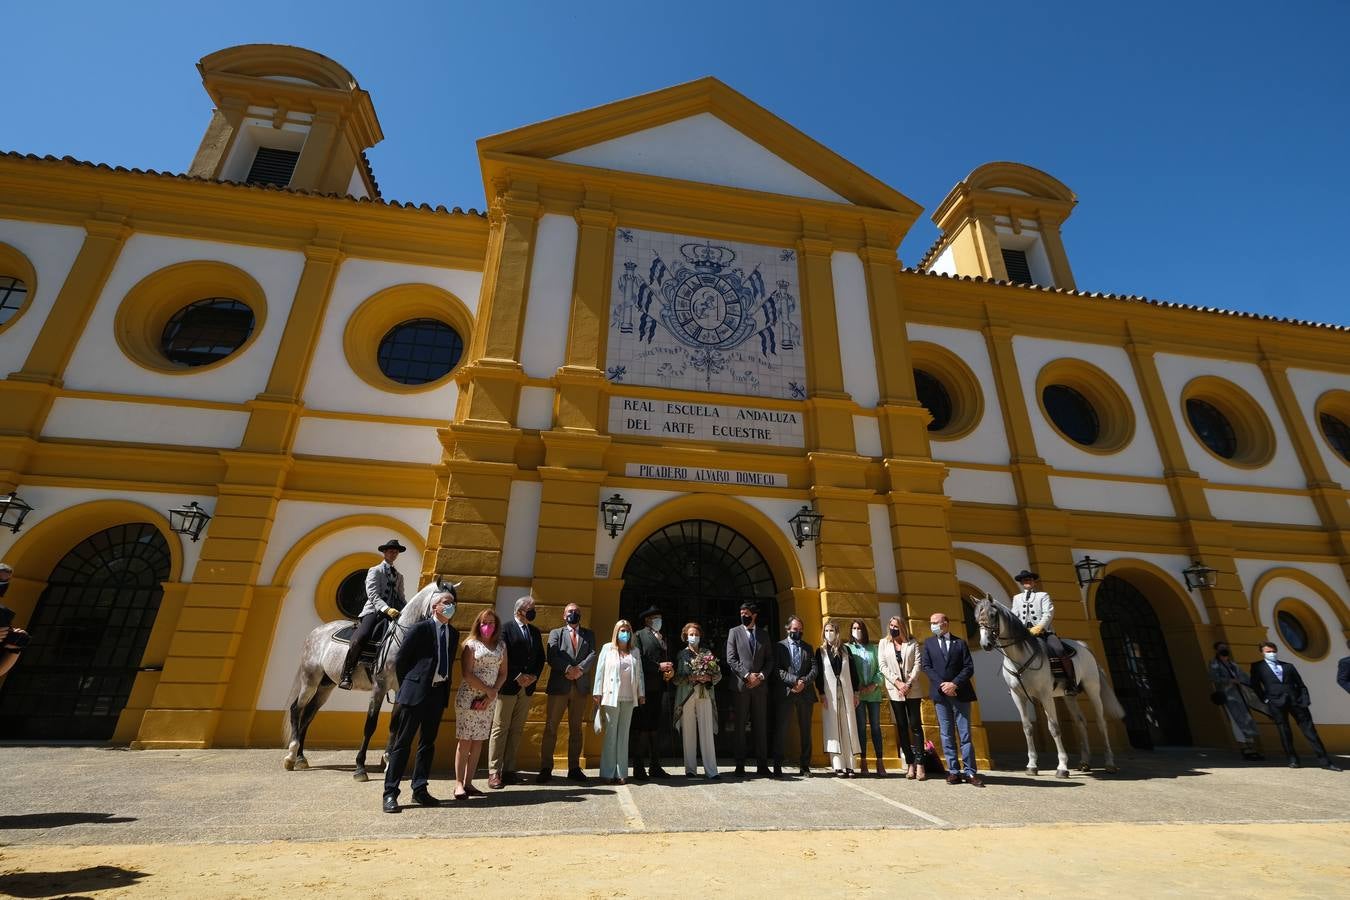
638,604,663,621
377,539,407,553
1014,569,1040,582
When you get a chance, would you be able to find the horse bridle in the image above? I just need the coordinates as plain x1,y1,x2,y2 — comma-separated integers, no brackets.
972,596,1045,691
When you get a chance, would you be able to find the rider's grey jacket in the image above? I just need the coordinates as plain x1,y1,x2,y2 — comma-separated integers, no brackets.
361,561,406,617
1012,590,1054,633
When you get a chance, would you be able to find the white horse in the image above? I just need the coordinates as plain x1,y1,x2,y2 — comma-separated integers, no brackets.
281,578,458,780
973,595,1125,777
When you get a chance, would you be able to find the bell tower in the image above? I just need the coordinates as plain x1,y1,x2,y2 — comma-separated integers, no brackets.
924,162,1076,290
187,44,382,198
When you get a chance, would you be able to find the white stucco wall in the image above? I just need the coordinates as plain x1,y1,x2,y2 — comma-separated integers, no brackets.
0,218,87,376
515,386,556,431
905,324,1009,466
945,467,1019,506
62,234,303,401
302,257,481,419
1013,337,1163,478
928,245,957,277
868,504,898,595
291,418,443,465
852,416,883,458
518,213,578,380
499,481,542,578
257,500,431,586
952,541,1031,581
831,250,879,409
554,113,848,203
1153,354,1306,489
41,399,249,449
1204,488,1322,527
1285,366,1350,485
1049,476,1175,517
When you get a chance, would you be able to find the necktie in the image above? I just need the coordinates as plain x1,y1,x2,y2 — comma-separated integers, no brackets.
942,637,950,658
436,624,450,681
748,627,757,655
791,642,799,668
571,629,578,654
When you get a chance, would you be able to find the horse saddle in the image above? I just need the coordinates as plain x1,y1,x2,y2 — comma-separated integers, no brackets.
332,619,388,664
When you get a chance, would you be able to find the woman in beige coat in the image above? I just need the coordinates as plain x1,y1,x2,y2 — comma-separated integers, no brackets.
878,615,927,780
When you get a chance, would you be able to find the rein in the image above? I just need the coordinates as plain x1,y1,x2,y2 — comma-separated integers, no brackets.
979,601,1045,697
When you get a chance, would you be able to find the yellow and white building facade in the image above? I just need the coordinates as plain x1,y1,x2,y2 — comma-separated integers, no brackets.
1,44,1347,764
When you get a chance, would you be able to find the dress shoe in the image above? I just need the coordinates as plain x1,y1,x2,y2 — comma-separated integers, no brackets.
733,766,746,777
649,766,670,779
771,765,783,779
1321,760,1343,772
834,770,846,778
846,769,857,778
488,773,504,790
1288,757,1302,769
567,768,588,782
411,789,440,807
707,773,721,780
685,769,698,777
631,766,648,780
382,795,401,814
965,774,985,788
535,770,552,783
798,766,811,778
946,772,963,785
756,767,773,778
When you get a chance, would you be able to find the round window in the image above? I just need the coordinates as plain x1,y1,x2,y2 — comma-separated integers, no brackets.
1320,412,1350,463
1276,610,1309,655
0,275,29,326
914,369,953,432
1042,384,1100,446
1186,398,1237,459
377,318,464,385
160,298,256,367
336,569,368,620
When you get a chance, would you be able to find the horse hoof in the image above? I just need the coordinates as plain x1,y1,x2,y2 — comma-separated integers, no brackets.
283,757,295,771
294,758,309,771
1026,768,1039,776
353,770,368,783
1104,765,1119,774
1055,769,1070,779
1077,764,1092,772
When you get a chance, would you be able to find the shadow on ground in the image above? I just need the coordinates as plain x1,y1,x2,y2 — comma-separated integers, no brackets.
0,865,148,898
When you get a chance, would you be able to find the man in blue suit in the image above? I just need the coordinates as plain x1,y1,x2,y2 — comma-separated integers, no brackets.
382,591,459,813
920,611,983,787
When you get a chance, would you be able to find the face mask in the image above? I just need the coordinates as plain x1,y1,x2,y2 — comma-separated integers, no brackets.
440,603,456,620
524,608,536,622
1263,651,1278,663
851,629,863,641
740,614,752,626
824,631,837,643
618,631,630,643
687,635,700,648
889,627,901,638
788,632,802,643
651,617,663,632
1217,648,1230,658
565,611,580,625
930,623,943,636
480,624,496,639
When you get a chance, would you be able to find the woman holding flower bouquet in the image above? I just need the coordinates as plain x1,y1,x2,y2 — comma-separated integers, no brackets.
455,609,508,800
674,622,721,778
593,619,646,785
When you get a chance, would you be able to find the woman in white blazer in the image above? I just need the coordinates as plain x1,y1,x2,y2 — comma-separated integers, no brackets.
879,615,927,780
592,619,645,784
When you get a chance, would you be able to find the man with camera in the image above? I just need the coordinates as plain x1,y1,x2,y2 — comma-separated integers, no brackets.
0,563,30,678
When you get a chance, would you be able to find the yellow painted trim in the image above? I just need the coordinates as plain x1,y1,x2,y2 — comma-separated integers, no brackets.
270,513,425,587
1034,358,1136,455
0,241,38,335
951,547,1020,598
1270,596,1332,662
1179,375,1277,469
114,260,268,375
1087,558,1203,627
1313,389,1350,465
3,499,184,585
314,552,379,621
341,282,475,394
1248,566,1350,636
609,493,806,593
302,408,449,428
54,388,247,413
909,341,984,440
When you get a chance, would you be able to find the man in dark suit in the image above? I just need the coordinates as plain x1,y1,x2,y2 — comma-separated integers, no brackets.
538,602,596,782
920,611,983,787
726,600,772,776
1249,640,1341,770
382,591,459,813
630,604,673,779
487,595,545,788
772,615,817,777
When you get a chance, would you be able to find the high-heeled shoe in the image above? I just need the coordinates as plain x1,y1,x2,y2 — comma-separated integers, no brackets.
915,765,927,782
905,763,916,780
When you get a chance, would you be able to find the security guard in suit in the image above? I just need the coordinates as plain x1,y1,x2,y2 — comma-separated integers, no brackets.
1011,569,1076,694
340,539,408,690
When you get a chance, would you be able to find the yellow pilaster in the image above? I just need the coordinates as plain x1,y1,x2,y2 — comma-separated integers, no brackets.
288,108,340,193
797,233,854,453
555,198,615,432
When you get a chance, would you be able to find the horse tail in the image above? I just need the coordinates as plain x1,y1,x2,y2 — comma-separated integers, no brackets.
1099,676,1127,720
282,662,306,745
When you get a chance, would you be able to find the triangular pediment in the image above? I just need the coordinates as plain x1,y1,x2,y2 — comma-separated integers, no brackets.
478,77,921,216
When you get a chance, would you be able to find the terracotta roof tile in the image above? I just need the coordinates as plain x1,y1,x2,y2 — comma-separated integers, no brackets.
914,233,949,270
899,267,1350,334
359,150,382,200
0,151,484,218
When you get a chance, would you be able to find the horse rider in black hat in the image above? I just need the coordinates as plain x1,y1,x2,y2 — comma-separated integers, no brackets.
1011,570,1076,694
340,539,408,690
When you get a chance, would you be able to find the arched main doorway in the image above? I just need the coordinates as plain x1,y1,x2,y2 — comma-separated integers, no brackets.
620,519,778,756
1096,575,1192,749
0,523,171,740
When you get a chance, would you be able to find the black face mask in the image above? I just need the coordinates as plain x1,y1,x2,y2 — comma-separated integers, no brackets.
889,627,901,637
740,614,752,627
565,611,580,625
524,608,537,622
788,632,802,643
1217,648,1230,658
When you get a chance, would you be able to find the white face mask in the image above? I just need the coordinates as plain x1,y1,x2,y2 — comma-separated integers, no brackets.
824,630,837,643
931,623,944,636
651,617,663,632
687,634,699,648
1263,651,1278,663
851,628,863,641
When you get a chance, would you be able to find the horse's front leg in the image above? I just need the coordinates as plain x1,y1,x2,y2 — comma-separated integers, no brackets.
1042,696,1071,778
1008,686,1039,775
354,684,384,782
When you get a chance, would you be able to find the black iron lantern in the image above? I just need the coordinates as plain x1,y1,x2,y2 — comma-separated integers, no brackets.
1074,554,1105,587
788,504,824,548
1182,558,1218,592
168,501,212,542
599,493,631,539
0,492,34,534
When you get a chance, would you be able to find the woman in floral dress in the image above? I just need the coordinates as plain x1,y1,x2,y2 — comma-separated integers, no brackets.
454,609,508,800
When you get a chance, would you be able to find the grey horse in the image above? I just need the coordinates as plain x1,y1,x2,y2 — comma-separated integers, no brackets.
282,578,458,780
974,595,1125,777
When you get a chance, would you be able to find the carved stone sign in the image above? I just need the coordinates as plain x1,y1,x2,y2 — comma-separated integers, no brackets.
609,394,805,448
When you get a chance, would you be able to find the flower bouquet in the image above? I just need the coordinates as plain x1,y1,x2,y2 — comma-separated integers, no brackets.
687,650,719,698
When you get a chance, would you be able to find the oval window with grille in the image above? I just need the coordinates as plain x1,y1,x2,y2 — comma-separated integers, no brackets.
160,298,256,367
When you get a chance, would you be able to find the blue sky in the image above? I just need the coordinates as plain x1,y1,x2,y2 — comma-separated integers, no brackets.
9,1,1349,324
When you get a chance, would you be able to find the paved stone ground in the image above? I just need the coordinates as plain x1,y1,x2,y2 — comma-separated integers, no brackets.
0,745,1345,846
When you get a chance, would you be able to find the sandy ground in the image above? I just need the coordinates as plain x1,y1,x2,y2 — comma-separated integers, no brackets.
2,823,1348,899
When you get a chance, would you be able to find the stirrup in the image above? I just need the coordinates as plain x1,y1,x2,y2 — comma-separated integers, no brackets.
338,671,354,690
